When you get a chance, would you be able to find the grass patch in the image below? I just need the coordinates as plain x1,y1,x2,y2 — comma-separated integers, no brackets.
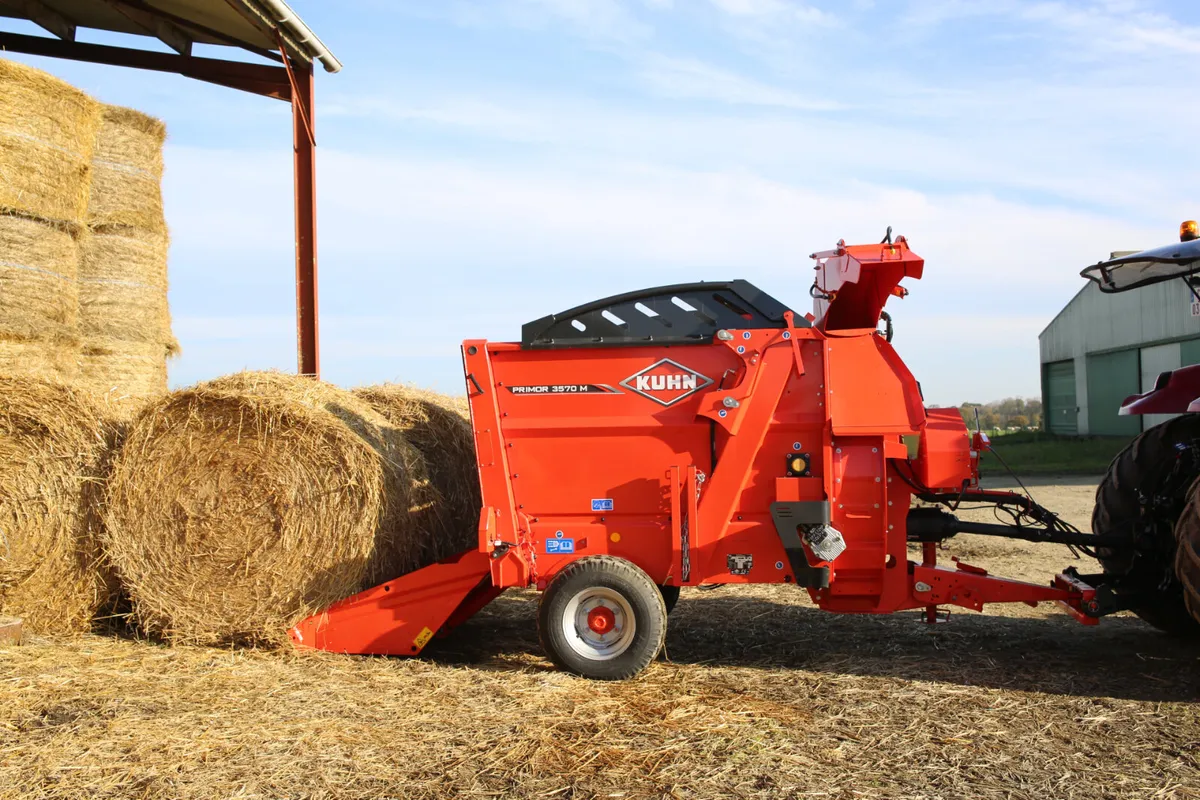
980,430,1128,476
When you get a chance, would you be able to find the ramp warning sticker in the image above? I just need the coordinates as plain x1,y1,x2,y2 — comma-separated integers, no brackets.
413,626,434,650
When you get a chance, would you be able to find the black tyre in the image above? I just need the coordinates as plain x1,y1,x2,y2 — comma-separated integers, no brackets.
537,556,667,680
1092,415,1200,635
1173,480,1200,625
659,584,681,614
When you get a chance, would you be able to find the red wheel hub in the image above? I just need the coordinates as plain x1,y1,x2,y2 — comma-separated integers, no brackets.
587,606,616,634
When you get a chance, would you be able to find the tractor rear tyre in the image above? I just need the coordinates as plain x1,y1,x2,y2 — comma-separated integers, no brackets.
538,556,667,680
1092,415,1200,635
1173,481,1200,625
659,584,681,614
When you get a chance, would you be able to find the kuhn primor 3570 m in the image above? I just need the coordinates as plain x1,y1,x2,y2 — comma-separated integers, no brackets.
291,232,1186,679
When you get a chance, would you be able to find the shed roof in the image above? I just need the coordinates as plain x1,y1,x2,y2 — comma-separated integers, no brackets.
0,0,340,72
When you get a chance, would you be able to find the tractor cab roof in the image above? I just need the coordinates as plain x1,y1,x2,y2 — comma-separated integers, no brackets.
1081,237,1200,294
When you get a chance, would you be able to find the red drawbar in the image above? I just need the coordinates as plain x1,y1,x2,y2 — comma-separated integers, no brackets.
289,548,495,655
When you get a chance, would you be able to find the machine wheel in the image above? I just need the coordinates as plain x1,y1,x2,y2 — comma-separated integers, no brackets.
1092,415,1200,635
1173,481,1200,625
538,556,667,680
659,584,681,614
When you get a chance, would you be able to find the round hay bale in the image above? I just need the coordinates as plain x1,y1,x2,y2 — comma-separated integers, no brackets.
354,385,481,562
103,371,435,646
0,59,100,228
78,226,171,345
87,106,166,232
0,213,79,343
0,376,114,634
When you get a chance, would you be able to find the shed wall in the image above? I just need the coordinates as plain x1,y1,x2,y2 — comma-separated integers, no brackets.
1040,274,1200,436
1041,281,1200,364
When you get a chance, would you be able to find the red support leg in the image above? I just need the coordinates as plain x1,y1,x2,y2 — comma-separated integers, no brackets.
922,541,939,624
291,61,319,377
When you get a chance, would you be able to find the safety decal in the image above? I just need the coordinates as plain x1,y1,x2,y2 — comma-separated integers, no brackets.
413,626,434,649
620,358,714,406
546,538,576,554
727,554,753,575
506,384,622,395
591,498,614,512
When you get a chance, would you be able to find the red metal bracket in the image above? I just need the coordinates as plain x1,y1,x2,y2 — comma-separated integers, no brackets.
911,562,1094,620
276,30,315,146
1053,571,1101,625
782,310,806,378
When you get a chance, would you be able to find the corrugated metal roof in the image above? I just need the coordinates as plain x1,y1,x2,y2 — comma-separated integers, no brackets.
0,0,340,72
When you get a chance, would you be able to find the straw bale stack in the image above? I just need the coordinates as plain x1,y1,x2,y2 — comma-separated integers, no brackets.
0,59,99,382
355,385,481,561
0,376,115,634
0,59,100,229
103,371,437,646
0,340,76,382
79,105,175,411
0,214,80,380
79,226,170,343
87,106,166,232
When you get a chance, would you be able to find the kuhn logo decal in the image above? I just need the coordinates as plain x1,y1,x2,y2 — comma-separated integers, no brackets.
620,359,713,406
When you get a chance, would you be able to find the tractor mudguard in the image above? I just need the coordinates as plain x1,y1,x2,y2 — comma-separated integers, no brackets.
1119,364,1200,416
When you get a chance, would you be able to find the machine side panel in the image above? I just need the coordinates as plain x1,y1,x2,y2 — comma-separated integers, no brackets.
696,337,828,584
826,334,925,435
915,408,973,490
487,342,740,586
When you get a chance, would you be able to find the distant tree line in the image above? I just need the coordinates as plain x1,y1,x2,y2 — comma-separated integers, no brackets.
929,397,1043,431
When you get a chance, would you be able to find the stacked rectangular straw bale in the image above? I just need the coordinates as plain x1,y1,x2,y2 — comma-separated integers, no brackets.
0,59,99,381
0,58,177,408
78,105,177,411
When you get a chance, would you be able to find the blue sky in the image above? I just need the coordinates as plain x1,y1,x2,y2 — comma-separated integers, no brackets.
4,0,1199,404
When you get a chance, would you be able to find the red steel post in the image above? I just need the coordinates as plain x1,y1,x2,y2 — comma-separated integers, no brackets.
292,60,319,377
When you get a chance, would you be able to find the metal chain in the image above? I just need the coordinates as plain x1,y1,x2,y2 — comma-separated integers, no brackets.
681,470,706,582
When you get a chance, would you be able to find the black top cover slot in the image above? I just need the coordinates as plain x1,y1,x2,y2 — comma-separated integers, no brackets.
521,280,803,349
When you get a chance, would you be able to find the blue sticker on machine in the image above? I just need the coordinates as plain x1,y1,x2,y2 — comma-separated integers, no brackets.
546,538,575,554
591,498,614,512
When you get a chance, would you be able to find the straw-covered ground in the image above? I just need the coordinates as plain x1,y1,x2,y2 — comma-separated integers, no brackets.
2,479,1198,800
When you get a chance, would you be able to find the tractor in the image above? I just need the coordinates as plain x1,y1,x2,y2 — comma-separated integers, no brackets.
288,230,1200,680
1081,220,1200,634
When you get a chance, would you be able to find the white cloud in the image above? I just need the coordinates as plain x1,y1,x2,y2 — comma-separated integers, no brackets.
902,0,1200,60
637,54,844,109
445,0,653,43
709,0,836,25
312,82,1199,220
